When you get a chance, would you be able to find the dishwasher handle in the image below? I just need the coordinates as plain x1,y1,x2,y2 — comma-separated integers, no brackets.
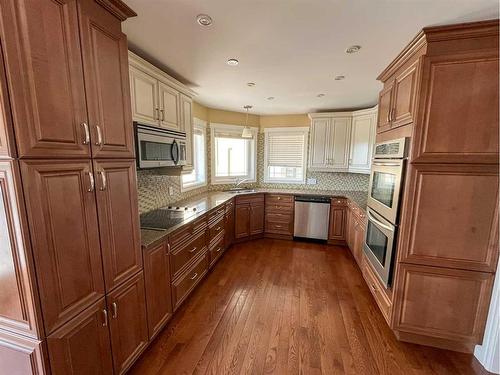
294,195,330,203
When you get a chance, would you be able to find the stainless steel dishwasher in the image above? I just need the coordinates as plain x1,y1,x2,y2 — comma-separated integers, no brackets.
293,195,330,240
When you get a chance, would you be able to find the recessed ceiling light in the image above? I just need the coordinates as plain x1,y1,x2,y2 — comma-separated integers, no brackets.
267,96,275,100
247,82,256,87
317,93,325,98
334,75,345,80
227,58,239,66
346,45,361,54
196,14,213,26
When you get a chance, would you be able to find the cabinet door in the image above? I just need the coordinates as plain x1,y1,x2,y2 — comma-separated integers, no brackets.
20,160,104,334
129,66,159,126
309,118,330,169
93,160,142,292
158,82,180,131
377,83,394,133
0,0,90,158
107,272,148,375
225,211,235,248
353,220,365,265
78,0,135,158
329,205,346,241
180,93,194,171
349,112,376,173
144,241,172,340
249,204,265,235
235,205,250,239
392,61,418,129
47,298,113,375
328,117,351,170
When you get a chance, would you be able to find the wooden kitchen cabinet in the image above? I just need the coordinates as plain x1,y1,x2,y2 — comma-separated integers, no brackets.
348,107,377,174
93,159,142,292
235,205,250,239
47,298,113,375
158,82,180,131
107,271,148,375
328,199,347,245
249,203,265,235
235,194,265,240
129,66,159,126
180,93,194,171
20,160,105,334
143,240,172,340
224,200,235,248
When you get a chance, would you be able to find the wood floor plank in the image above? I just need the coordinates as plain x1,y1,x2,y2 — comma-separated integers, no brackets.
130,239,490,375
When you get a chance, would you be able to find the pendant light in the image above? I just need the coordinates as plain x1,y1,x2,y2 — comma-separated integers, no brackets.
241,105,253,139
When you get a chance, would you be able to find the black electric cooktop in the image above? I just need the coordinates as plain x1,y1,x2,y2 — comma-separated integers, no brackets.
140,206,199,231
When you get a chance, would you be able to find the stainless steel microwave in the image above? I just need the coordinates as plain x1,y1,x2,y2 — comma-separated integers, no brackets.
134,123,187,169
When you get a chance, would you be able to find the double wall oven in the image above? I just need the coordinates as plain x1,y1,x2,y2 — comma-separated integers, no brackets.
364,138,408,287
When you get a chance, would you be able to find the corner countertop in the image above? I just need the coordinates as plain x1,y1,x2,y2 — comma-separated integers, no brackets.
140,189,368,248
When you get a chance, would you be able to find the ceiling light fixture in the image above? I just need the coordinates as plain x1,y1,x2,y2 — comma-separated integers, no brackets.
247,82,256,87
334,75,345,80
317,94,325,98
241,105,253,139
346,45,361,54
196,14,213,26
267,97,275,100
227,58,239,66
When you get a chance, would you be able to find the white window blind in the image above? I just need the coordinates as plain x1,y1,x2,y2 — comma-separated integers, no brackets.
267,133,306,167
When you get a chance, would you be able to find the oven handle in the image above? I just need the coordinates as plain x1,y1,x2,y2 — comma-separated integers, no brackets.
372,161,402,167
367,210,394,232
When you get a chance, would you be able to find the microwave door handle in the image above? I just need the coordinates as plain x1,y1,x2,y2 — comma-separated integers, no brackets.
171,140,179,165
372,162,401,167
367,210,394,232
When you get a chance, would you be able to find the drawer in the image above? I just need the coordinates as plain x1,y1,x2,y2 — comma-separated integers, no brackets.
171,230,207,277
266,194,293,205
265,220,293,235
209,233,225,268
235,193,264,205
208,206,225,224
362,255,392,324
172,251,208,310
169,216,207,251
331,197,347,206
265,212,293,223
209,216,224,238
265,201,294,213
225,199,234,214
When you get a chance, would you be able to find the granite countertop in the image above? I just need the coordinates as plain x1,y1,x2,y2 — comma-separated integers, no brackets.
140,189,368,248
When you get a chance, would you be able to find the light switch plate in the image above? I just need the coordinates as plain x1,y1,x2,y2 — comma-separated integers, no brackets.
307,178,317,185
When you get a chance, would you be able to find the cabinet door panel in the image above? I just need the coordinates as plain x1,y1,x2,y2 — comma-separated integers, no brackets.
79,0,135,158
349,113,376,173
47,299,113,375
159,82,180,131
328,117,351,170
329,206,346,241
94,160,142,292
180,94,194,171
0,0,90,158
108,272,148,375
129,66,158,126
249,204,264,235
144,241,172,340
235,205,250,239
377,83,393,133
309,118,330,168
20,160,104,334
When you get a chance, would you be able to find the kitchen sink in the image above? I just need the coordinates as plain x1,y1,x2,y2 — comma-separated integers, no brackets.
224,188,256,194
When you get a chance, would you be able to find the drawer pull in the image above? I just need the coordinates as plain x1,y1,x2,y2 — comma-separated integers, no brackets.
277,196,281,200
275,225,282,228
102,309,108,327
216,226,222,231
111,302,117,319
190,272,199,280
371,284,377,293
189,247,197,253
216,247,222,253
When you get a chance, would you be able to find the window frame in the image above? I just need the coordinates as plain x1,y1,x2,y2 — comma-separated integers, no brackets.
181,118,208,192
263,127,309,184
210,123,258,185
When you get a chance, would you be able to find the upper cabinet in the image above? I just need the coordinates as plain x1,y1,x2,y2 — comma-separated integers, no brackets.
308,107,377,174
128,52,195,134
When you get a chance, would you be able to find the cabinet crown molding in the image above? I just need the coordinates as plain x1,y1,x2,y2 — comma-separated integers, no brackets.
95,0,137,20
308,106,378,120
128,51,196,97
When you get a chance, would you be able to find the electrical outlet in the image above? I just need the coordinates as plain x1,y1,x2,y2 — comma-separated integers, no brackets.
306,178,317,185
168,186,174,196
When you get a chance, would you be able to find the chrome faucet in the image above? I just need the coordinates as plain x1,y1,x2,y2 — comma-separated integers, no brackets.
235,178,249,188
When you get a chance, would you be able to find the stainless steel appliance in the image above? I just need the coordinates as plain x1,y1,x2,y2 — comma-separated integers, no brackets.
293,195,330,240
135,122,187,169
364,137,408,287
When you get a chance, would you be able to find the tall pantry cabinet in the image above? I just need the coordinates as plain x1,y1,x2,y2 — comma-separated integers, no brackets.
0,0,146,374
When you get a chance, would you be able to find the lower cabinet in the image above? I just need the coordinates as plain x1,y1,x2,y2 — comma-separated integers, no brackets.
235,194,265,240
328,198,347,244
0,329,47,375
209,233,225,268
235,205,250,239
224,202,235,248
172,251,209,310
47,299,113,375
143,241,172,340
249,203,265,235
107,272,148,375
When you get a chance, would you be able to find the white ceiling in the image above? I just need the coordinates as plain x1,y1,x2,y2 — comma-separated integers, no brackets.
123,0,499,115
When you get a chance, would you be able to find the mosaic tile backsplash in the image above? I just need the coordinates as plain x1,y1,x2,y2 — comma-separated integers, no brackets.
137,131,369,213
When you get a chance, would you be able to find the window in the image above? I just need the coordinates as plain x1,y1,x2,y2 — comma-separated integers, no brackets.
264,127,309,184
181,119,207,191
211,123,257,184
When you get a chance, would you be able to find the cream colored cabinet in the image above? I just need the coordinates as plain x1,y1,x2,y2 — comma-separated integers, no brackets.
308,113,351,172
129,66,159,126
348,107,377,174
158,82,180,130
179,94,194,172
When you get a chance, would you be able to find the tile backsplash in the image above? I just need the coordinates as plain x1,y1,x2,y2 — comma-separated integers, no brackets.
137,130,369,213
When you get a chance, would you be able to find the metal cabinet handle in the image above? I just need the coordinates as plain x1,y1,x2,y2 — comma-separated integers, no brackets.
155,108,160,120
216,226,221,232
102,309,108,326
190,272,198,280
160,109,165,121
189,247,197,253
99,171,107,191
95,125,103,146
111,302,117,319
216,247,222,253
87,171,95,192
166,242,171,255
277,197,281,200
82,122,90,145
371,284,377,293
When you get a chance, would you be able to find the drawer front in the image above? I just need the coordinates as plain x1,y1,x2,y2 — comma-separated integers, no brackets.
208,207,225,224
172,251,208,309
225,200,234,214
265,202,294,213
171,230,207,277
235,193,264,205
265,212,293,223
331,197,347,206
265,220,293,235
362,256,392,324
209,234,225,267
266,194,293,205
169,216,207,251
209,216,225,239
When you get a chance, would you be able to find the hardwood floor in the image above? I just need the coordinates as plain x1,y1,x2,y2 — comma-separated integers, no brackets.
130,239,490,375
